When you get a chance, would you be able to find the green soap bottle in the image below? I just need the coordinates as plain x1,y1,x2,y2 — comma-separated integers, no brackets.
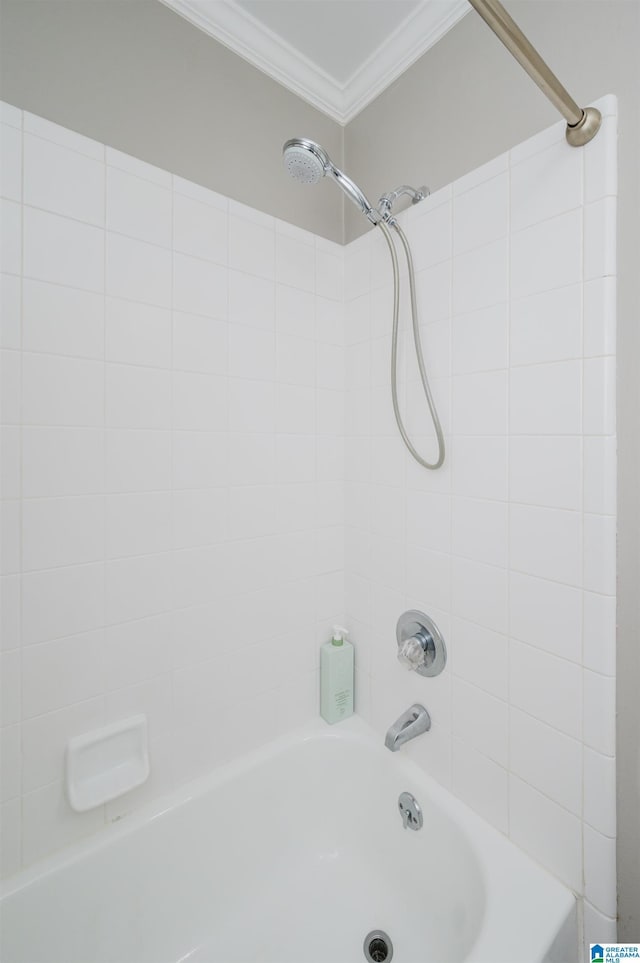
320,625,354,724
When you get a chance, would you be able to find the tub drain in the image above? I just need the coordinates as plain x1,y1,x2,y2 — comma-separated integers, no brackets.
363,930,393,963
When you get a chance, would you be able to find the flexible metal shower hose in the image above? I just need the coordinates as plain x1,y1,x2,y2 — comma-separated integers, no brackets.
377,219,446,470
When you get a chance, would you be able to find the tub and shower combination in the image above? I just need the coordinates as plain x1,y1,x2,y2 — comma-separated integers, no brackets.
1,719,576,963
1,1,616,960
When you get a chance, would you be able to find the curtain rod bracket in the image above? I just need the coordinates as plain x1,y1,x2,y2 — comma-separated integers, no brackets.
565,106,602,147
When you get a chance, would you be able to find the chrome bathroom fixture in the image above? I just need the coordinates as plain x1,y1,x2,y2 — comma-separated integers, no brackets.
385,704,431,752
283,138,382,225
282,139,445,471
396,610,447,677
363,930,394,963
468,0,601,146
398,791,423,831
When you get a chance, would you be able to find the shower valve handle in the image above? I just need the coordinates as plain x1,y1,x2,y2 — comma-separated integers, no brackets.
395,610,447,678
397,630,434,670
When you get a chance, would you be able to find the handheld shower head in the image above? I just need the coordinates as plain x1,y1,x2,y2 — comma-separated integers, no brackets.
283,138,329,185
282,137,379,224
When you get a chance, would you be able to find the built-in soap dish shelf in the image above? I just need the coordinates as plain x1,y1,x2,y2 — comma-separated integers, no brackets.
66,715,150,813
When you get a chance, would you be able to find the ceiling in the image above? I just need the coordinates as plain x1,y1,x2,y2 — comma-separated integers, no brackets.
160,0,470,124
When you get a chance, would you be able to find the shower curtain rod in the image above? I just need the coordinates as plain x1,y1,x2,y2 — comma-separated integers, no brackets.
467,0,601,146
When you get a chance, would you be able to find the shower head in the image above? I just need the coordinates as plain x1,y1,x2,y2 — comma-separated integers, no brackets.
283,138,330,185
283,137,379,224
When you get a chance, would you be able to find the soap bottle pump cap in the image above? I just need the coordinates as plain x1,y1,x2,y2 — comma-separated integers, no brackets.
332,625,349,646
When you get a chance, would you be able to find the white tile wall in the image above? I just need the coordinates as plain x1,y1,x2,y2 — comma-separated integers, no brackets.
344,97,617,942
0,99,618,952
0,104,344,875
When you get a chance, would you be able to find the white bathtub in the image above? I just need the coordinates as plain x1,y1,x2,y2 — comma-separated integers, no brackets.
0,717,575,963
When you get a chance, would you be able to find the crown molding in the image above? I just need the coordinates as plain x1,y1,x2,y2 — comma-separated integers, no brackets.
341,0,470,124
160,0,470,125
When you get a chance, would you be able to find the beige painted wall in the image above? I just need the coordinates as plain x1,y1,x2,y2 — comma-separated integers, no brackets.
2,0,638,937
346,1,640,937
0,0,345,242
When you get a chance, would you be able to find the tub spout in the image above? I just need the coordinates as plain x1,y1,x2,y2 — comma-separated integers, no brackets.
385,704,431,752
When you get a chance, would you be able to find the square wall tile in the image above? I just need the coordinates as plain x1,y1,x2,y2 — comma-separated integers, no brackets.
106,297,171,369
509,436,581,511
22,496,104,571
173,191,227,264
173,371,227,432
510,504,581,587
105,553,172,625
509,572,582,664
453,172,508,255
106,429,171,493
21,697,106,793
451,496,507,568
452,738,508,834
510,362,581,435
451,617,508,700
106,364,171,430
173,253,227,319
24,207,104,292
510,141,582,233
509,707,581,814
452,370,508,436
22,630,105,718
509,775,582,890
106,492,172,558
25,134,104,226
229,214,274,280
22,353,104,427
21,562,104,645
453,238,508,315
451,557,508,635
107,166,171,247
452,303,508,374
453,679,508,766
510,209,582,300
276,232,315,292
23,280,104,360
229,270,275,331
107,233,171,307
510,640,581,739
173,312,227,375
510,284,581,366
